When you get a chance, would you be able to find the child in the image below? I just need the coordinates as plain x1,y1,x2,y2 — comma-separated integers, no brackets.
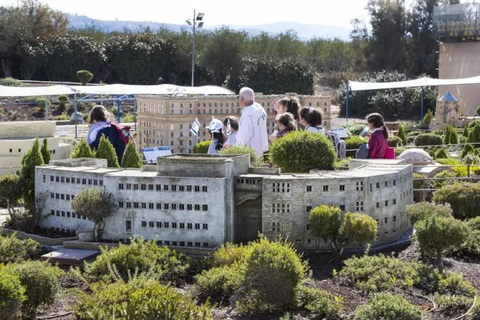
299,107,325,134
207,118,225,155
366,113,389,159
223,116,239,147
275,113,297,138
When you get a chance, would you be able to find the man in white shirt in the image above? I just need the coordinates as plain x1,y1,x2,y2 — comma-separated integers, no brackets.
235,87,269,158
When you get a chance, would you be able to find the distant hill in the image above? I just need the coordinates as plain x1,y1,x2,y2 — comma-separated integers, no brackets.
67,14,351,40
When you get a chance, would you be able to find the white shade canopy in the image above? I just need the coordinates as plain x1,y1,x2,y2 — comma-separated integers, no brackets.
0,83,235,97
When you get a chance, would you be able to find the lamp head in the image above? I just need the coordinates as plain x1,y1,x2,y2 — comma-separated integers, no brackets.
196,12,204,21
198,22,204,28
186,20,192,25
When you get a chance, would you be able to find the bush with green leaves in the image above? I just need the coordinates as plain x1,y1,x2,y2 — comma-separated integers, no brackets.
71,139,95,158
40,137,51,164
220,145,260,166
433,182,480,219
0,77,23,87
433,170,456,189
76,69,94,86
212,243,253,268
0,233,40,264
309,205,377,258
397,123,407,145
387,136,403,147
121,140,142,168
84,237,188,284
0,268,25,320
415,216,469,273
344,136,366,157
435,148,449,159
20,138,44,211
405,202,453,225
270,131,336,173
95,135,120,167
468,125,480,148
193,141,212,154
422,109,434,128
75,276,213,320
463,126,469,138
395,147,407,157
414,133,443,147
431,294,473,317
451,216,480,259
446,124,459,144
354,293,426,320
57,95,69,103
192,266,243,304
295,286,343,320
5,261,61,319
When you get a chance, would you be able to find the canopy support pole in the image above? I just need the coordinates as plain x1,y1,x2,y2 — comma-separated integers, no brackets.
74,93,78,140
117,99,121,123
134,98,137,132
346,82,349,124
421,87,425,121
44,96,48,121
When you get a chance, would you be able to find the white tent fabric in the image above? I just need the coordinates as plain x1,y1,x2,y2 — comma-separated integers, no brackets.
348,75,480,91
0,84,235,97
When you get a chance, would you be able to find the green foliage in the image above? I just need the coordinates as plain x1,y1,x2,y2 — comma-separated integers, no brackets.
423,109,434,128
462,143,474,158
95,135,120,167
6,261,61,319
20,138,44,210
431,294,473,317
41,138,51,164
193,141,212,154
0,268,25,320
270,131,336,173
36,97,50,111
395,146,407,157
54,112,69,120
435,148,449,159
415,216,469,272
121,114,134,123
74,276,213,320
295,286,343,320
433,170,456,189
0,77,23,87
220,146,260,166
468,125,480,148
192,266,243,304
452,217,480,259
76,69,94,85
121,140,142,168
71,139,95,158
71,188,116,241
405,202,453,225
84,237,188,284
444,124,458,144
433,182,480,219
57,94,69,103
354,293,426,320
309,205,377,258
0,174,24,208
344,136,366,158
387,136,403,147
212,243,253,268
414,133,443,147
463,126,469,138
396,123,407,145
0,233,40,263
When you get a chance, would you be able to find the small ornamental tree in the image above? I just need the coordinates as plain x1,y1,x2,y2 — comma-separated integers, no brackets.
444,125,451,144
20,138,44,211
121,140,142,168
0,269,25,320
435,148,449,159
468,124,480,148
396,123,407,145
270,131,336,173
309,205,377,258
433,182,480,219
95,135,120,168
387,136,403,147
40,138,51,164
0,174,24,222
405,202,453,225
462,143,474,158
71,188,117,241
71,139,95,158
463,126,469,139
414,133,443,147
415,216,469,273
193,141,212,154
422,109,433,128
449,126,459,144
76,70,94,86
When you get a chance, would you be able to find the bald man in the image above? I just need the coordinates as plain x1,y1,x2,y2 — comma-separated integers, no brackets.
235,87,268,158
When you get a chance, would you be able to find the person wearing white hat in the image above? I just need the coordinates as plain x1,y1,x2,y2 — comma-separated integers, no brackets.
207,118,225,155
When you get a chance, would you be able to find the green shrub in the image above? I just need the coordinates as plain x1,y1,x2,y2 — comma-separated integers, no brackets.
54,112,69,120
220,145,259,166
121,114,135,123
344,136,366,157
75,276,213,320
433,182,480,219
435,148,449,159
397,123,407,145
84,237,188,284
235,237,307,314
6,261,61,319
415,216,469,273
0,77,23,87
212,243,253,267
414,133,443,147
57,95,69,103
95,135,120,167
191,266,243,304
354,293,426,320
76,69,94,86
270,131,336,173
345,124,365,136
463,126,469,138
422,109,434,128
0,233,41,264
71,139,95,158
295,286,343,319
387,136,403,147
0,268,25,320
395,147,407,157
121,140,142,168
433,170,456,189
453,217,480,259
193,141,212,154
405,202,453,225
468,125,480,148
432,294,473,317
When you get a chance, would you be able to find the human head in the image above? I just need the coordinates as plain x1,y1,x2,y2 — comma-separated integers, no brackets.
299,107,322,128
275,112,296,132
208,118,225,150
366,113,388,139
89,105,110,125
275,97,300,120
223,116,239,133
239,87,255,108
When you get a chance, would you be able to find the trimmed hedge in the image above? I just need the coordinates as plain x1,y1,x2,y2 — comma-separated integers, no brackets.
193,141,212,154
387,136,403,147
433,182,480,219
414,133,443,147
344,136,366,158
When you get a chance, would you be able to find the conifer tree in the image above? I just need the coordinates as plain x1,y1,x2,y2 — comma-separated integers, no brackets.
461,143,474,158
121,140,142,168
463,126,469,138
71,139,95,158
20,138,45,210
468,125,480,148
396,123,407,145
95,135,119,168
40,138,51,164
449,126,458,145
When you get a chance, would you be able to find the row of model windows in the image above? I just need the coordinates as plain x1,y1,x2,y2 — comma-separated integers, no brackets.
46,175,103,186
118,183,207,192
272,183,291,193
50,210,89,220
140,100,328,109
272,203,291,214
139,221,209,230
51,193,75,201
118,202,209,211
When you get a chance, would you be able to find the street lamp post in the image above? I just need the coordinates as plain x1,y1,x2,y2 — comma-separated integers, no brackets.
186,10,205,87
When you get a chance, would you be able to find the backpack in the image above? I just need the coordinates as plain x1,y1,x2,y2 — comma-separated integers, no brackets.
110,122,134,145
325,130,346,159
91,123,134,165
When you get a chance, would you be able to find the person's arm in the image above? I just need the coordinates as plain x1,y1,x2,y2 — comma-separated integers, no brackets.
235,116,253,146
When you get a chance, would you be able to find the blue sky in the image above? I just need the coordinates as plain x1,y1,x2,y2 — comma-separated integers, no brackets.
0,0,422,27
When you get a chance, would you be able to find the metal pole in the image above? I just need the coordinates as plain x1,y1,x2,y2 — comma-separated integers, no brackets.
100,94,103,106
117,99,121,123
44,96,48,121
346,82,349,124
74,93,78,140
191,10,196,87
421,87,424,121
134,98,137,132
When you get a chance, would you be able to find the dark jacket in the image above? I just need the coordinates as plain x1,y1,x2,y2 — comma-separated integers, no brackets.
89,125,126,164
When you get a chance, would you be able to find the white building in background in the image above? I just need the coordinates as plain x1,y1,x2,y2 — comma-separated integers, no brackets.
35,156,413,251
0,121,73,176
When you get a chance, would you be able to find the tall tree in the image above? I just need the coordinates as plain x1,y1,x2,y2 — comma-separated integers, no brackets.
95,135,120,168
20,138,44,211
121,141,142,168
40,138,50,164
